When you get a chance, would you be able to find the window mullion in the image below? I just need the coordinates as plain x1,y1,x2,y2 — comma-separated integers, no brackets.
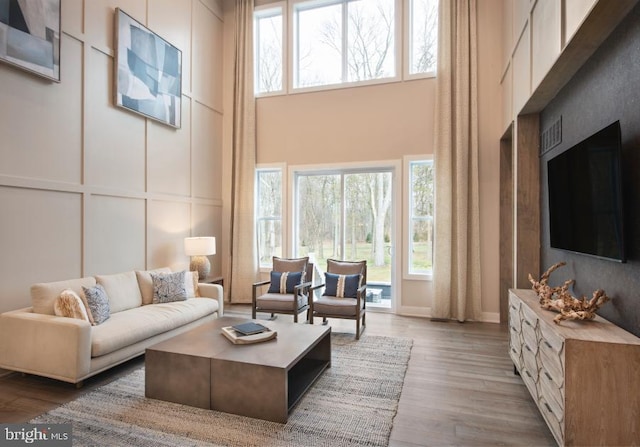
342,0,348,83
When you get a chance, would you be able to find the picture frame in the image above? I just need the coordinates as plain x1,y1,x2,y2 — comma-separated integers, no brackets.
114,8,182,129
0,0,61,82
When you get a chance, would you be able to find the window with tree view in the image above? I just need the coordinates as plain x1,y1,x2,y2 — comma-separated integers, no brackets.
256,168,283,268
408,0,438,76
409,160,434,275
254,5,284,94
254,0,438,94
295,169,393,307
293,0,396,89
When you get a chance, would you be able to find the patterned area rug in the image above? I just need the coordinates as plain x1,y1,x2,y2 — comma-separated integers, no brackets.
32,334,412,447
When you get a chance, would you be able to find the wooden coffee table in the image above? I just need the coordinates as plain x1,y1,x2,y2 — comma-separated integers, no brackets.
145,316,331,423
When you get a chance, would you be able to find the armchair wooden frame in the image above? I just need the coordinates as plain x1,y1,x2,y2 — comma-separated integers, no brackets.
251,259,313,323
309,259,367,340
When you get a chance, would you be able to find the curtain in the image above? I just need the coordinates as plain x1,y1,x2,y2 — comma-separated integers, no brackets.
229,0,258,303
432,0,482,321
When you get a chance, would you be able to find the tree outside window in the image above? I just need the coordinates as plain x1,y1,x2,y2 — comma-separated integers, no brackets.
408,0,438,76
256,169,283,267
409,160,434,275
254,5,283,94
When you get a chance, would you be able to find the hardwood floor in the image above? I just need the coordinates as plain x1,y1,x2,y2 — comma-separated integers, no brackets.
0,305,555,446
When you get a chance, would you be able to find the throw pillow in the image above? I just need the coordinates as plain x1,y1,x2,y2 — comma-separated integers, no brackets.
184,271,200,298
82,284,111,325
54,289,91,323
150,271,188,303
323,272,360,298
267,271,303,294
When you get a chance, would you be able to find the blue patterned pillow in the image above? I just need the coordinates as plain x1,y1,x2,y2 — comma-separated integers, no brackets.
82,284,110,325
150,271,187,303
267,271,303,294
323,273,360,298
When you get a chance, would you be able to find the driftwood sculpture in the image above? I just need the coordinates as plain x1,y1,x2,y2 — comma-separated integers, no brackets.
528,262,610,324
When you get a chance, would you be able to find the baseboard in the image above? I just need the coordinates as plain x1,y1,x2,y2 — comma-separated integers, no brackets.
481,312,501,324
397,306,501,324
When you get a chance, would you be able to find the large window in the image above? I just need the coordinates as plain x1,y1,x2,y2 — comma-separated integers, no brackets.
295,168,394,308
254,4,284,95
293,0,397,89
407,159,434,276
253,0,438,95
256,168,283,268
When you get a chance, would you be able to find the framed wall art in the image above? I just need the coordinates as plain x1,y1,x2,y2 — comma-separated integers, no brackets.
0,0,61,82
114,8,182,128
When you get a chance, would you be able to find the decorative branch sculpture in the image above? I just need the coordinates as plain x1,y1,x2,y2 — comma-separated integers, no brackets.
528,263,610,324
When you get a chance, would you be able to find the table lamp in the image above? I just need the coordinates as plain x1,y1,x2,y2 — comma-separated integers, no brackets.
184,237,216,279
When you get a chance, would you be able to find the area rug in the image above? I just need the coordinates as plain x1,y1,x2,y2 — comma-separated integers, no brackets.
31,334,412,447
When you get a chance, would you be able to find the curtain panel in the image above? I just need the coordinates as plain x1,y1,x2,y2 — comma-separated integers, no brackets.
432,0,482,321
229,0,259,303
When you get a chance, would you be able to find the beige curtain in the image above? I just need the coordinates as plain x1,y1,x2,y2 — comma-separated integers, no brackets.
432,0,482,321
229,0,258,303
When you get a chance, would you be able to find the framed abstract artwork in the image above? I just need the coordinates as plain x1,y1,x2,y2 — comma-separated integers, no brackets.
0,0,61,82
114,8,182,128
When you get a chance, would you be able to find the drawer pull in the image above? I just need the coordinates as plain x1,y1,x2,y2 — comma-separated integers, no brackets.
525,370,532,378
544,371,553,381
544,402,553,413
524,320,532,326
524,344,532,352
544,341,552,349
511,348,517,354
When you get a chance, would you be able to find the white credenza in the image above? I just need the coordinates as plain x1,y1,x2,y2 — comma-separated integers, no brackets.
508,289,640,446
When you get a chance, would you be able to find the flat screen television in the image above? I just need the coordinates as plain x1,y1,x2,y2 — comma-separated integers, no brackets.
547,121,626,262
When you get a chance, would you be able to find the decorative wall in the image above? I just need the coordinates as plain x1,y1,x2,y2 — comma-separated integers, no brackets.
0,0,224,313
540,3,640,336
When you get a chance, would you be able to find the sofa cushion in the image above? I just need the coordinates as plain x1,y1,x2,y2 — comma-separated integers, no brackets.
136,268,172,305
82,284,111,325
96,271,142,313
90,298,218,357
31,277,97,315
150,271,188,303
54,289,91,323
184,271,200,297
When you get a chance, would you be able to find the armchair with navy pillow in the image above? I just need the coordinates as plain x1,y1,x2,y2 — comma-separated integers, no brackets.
309,259,367,339
252,256,313,322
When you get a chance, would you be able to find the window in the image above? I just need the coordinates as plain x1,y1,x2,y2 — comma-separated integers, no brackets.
407,159,434,276
256,168,283,268
294,168,394,308
407,0,438,77
293,0,397,89
253,0,438,93
254,4,284,95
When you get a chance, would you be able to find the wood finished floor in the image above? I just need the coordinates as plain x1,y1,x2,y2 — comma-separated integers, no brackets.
0,305,556,446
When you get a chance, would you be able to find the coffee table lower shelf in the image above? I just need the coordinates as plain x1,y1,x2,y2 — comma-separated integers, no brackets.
288,357,329,410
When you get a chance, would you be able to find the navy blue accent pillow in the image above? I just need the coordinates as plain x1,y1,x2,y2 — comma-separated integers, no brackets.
323,272,360,298
267,271,303,294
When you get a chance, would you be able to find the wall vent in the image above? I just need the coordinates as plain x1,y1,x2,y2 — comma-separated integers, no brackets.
540,116,562,156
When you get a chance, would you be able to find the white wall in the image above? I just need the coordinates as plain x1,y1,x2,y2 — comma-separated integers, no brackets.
0,0,225,313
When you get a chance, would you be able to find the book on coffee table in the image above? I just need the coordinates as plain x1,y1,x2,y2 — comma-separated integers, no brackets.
231,321,269,336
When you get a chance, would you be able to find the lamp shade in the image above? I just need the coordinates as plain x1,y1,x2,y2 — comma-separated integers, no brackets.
184,237,216,256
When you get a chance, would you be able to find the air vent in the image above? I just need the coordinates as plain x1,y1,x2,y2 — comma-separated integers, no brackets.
540,116,562,156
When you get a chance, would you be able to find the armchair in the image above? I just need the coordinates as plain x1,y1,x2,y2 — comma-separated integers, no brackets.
252,256,313,323
310,259,367,339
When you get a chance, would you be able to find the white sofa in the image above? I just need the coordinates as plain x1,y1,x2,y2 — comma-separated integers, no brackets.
0,269,223,385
